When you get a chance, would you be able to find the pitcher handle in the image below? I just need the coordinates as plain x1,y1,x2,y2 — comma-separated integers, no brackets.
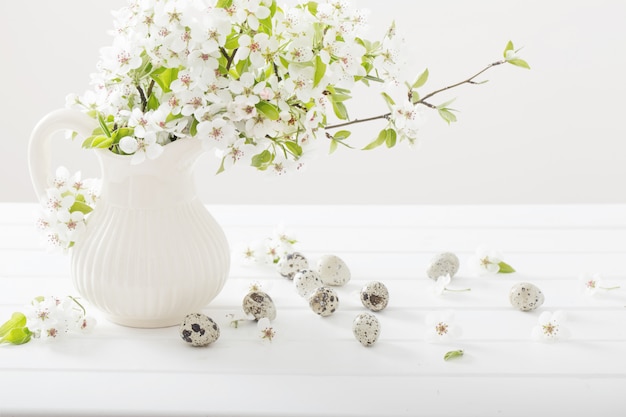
28,108,97,202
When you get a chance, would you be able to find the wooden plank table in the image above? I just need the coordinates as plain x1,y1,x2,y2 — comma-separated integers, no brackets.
1,203,625,416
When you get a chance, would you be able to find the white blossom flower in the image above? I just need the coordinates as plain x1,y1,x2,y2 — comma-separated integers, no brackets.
431,274,471,297
257,317,275,342
215,138,258,171
24,296,96,340
236,0,271,31
235,224,298,267
532,311,569,342
233,240,265,266
424,310,461,343
37,167,99,251
55,210,86,243
470,246,515,276
197,116,237,150
227,97,258,122
44,188,75,214
119,133,164,164
236,33,271,68
579,272,620,296
432,274,451,296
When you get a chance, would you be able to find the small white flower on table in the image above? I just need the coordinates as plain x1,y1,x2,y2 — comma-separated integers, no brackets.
425,310,461,343
432,274,471,297
258,317,276,342
532,311,569,342
579,272,620,296
470,246,516,276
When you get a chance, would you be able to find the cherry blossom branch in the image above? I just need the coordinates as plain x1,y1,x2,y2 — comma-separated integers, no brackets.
324,59,507,131
220,47,238,71
417,59,506,103
137,85,148,111
324,114,390,130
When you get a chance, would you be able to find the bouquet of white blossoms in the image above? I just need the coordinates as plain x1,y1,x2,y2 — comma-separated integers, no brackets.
66,0,528,174
40,0,527,250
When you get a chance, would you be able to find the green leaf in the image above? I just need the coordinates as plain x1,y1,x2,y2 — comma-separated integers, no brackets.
385,129,397,148
381,92,395,107
97,113,111,138
81,135,96,148
333,130,351,140
497,261,516,273
444,349,464,361
189,118,199,137
438,108,457,124
503,40,514,58
306,1,318,15
331,100,349,120
329,140,338,154
363,129,388,150
70,200,93,215
147,93,160,111
279,55,290,70
235,57,250,78
215,156,227,175
0,312,27,337
437,98,456,109
0,327,32,345
224,33,240,50
283,141,303,157
255,101,280,120
91,135,113,149
258,14,273,34
363,74,385,83
150,67,179,93
215,0,233,8
251,150,274,170
89,135,111,148
507,58,531,69
412,68,429,89
313,55,327,88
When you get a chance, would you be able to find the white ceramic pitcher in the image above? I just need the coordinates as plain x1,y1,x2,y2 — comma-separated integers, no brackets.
29,108,230,328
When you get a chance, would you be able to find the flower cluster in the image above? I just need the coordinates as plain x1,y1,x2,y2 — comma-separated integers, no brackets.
25,296,97,339
67,0,527,174
236,224,298,266
0,296,96,345
36,167,100,251
532,311,569,342
471,246,516,276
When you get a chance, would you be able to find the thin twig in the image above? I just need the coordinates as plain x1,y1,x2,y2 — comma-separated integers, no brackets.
220,46,238,71
417,60,506,104
137,85,147,112
324,59,507,130
326,114,390,130
146,79,155,100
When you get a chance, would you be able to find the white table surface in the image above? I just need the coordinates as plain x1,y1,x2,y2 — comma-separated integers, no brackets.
1,203,626,417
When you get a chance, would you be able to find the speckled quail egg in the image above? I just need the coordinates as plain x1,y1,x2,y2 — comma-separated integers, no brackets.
317,254,351,286
179,313,220,347
509,282,544,311
293,269,323,298
360,281,390,312
352,313,380,347
308,286,339,317
426,252,460,280
278,252,309,280
242,290,277,320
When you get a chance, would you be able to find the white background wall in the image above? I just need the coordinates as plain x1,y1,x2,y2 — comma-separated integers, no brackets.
2,0,625,204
